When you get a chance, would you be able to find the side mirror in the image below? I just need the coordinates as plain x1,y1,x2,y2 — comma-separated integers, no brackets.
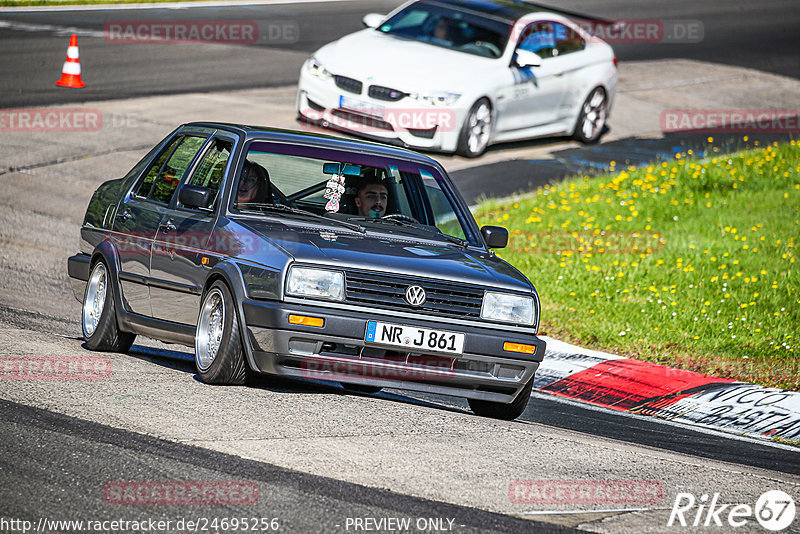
515,49,542,68
362,13,384,29
179,184,214,210
481,225,508,249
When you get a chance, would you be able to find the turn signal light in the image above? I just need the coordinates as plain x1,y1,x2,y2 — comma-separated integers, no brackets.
288,314,324,328
503,342,536,355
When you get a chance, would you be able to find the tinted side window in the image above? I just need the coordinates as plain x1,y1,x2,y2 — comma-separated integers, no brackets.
554,22,584,55
420,170,465,240
148,136,206,204
133,136,182,198
518,22,556,58
186,138,232,205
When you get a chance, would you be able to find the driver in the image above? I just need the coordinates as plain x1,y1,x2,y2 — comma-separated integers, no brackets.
354,180,388,218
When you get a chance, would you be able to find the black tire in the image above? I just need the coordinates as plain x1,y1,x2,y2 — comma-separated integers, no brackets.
341,383,382,395
194,281,249,385
468,377,533,420
456,98,493,158
82,260,135,353
572,86,607,144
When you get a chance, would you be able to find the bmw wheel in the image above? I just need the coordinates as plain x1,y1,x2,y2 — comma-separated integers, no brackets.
82,259,135,352
195,280,249,385
573,86,607,144
457,98,492,158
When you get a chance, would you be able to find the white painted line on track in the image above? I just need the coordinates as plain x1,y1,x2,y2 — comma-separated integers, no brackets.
0,19,105,37
519,507,651,515
0,0,356,12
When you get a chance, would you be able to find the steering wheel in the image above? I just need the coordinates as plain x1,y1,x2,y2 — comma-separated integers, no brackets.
383,213,419,224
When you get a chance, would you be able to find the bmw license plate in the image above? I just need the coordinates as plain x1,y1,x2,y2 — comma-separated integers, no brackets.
339,95,384,118
365,320,465,355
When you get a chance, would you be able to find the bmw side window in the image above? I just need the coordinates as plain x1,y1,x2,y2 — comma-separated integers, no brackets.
518,22,556,59
132,136,183,198
554,22,584,55
185,138,233,207
147,136,206,204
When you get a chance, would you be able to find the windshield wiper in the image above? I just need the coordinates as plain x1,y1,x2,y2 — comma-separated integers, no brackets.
236,203,365,233
349,216,468,248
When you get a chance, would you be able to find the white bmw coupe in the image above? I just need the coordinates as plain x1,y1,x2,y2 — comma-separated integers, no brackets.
297,0,618,157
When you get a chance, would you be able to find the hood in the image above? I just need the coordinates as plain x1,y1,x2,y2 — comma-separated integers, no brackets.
315,29,499,94
239,218,532,293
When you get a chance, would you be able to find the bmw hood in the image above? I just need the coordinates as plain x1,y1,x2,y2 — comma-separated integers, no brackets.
314,29,498,94
240,219,532,293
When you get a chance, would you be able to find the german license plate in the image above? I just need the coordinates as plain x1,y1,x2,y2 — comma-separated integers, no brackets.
339,95,384,118
365,320,465,355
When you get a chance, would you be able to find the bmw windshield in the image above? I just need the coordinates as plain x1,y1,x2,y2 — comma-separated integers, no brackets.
376,1,512,58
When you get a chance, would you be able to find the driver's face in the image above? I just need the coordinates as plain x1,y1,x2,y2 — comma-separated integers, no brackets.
355,184,388,218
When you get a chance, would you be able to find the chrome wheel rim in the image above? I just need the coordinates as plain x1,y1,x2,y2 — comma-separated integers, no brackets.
82,262,107,338
581,88,607,140
196,288,225,371
467,102,492,154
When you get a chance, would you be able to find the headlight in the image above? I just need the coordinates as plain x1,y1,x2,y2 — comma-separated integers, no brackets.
481,291,535,325
408,91,461,106
306,56,332,80
286,266,344,301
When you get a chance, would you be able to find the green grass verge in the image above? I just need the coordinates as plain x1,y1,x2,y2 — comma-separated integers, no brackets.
474,139,799,390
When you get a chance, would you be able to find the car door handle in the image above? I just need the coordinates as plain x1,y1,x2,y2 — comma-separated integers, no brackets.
116,208,133,223
159,220,177,233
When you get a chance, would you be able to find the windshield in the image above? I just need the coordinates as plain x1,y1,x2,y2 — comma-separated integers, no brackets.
377,1,512,58
232,141,478,246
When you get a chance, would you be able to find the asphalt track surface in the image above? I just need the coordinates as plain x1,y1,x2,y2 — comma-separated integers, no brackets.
1,398,576,534
1,1,799,532
0,0,799,107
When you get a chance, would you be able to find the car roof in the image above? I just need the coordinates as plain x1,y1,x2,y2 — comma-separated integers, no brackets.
183,121,443,168
423,0,567,23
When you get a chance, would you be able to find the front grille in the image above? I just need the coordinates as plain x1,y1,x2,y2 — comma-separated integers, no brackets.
345,270,484,318
334,75,362,94
331,109,394,131
368,85,407,102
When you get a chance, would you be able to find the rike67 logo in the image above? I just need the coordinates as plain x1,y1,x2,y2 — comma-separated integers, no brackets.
668,490,795,531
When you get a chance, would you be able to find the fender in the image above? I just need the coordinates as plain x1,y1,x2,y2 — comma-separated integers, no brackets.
204,260,260,374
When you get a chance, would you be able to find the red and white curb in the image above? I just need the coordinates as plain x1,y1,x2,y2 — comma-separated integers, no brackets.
536,337,800,442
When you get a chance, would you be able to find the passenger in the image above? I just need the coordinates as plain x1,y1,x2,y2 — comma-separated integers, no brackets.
354,180,388,218
237,161,269,204
431,18,452,46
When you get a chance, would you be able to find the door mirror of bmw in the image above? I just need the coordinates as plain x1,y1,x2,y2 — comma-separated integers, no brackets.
179,184,214,210
515,49,542,68
481,225,508,249
362,13,385,29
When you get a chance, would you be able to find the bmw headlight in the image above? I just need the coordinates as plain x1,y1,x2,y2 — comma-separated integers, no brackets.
286,266,344,301
306,56,332,80
409,91,461,107
481,291,535,325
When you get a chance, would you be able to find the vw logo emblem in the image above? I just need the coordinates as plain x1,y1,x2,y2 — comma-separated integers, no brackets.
404,285,426,306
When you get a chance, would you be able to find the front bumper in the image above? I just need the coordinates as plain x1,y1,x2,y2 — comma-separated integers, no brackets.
67,253,92,302
242,298,544,404
296,69,463,154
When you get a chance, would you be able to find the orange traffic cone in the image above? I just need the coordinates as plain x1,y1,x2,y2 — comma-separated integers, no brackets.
56,34,85,88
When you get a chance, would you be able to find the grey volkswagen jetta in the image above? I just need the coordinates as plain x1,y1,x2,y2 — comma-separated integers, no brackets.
68,122,545,419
